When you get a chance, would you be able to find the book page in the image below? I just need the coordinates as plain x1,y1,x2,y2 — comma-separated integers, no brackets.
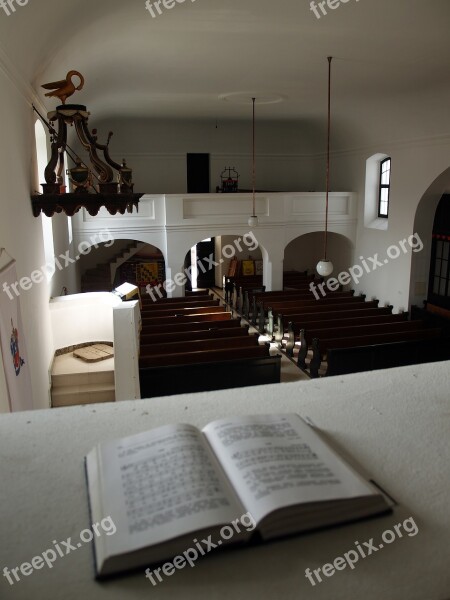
90,423,245,557
203,414,377,524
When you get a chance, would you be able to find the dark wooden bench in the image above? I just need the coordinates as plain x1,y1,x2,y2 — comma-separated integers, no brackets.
140,334,259,356
309,328,442,377
140,318,241,339
142,305,225,318
254,291,353,305
282,314,408,356
326,336,450,377
295,320,425,367
141,311,233,328
241,289,353,326
141,294,212,305
140,326,248,346
304,320,424,346
139,348,281,398
288,313,407,335
267,295,367,314
274,307,395,343
141,300,220,315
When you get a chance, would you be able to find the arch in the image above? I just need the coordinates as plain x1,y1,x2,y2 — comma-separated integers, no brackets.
284,231,354,280
77,238,166,294
178,232,264,293
410,165,450,308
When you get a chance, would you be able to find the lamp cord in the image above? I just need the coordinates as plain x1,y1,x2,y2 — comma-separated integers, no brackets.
252,97,256,216
324,57,332,261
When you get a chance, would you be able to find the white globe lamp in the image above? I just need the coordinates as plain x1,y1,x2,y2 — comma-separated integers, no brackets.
316,259,334,277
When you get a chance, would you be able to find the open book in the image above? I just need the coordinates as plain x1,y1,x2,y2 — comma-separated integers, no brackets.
85,413,392,578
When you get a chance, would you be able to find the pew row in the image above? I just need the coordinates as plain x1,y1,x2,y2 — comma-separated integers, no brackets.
140,334,259,356
140,326,249,346
141,294,212,305
294,320,425,367
140,318,242,340
325,336,450,376
309,328,442,377
270,307,395,345
141,299,219,313
139,345,281,398
141,311,233,329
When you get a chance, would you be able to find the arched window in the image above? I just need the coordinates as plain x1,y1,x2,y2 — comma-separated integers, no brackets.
378,157,391,218
428,195,450,309
364,153,390,230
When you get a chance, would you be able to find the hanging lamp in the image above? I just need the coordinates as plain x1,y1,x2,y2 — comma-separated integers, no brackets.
316,57,334,277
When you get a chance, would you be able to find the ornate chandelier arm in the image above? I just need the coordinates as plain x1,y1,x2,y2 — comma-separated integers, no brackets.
74,116,114,183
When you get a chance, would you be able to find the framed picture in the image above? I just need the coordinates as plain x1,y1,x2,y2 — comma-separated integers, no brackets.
242,260,255,276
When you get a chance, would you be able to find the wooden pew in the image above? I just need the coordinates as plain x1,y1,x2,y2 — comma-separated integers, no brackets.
283,306,393,325
140,334,259,356
143,305,225,317
304,320,424,346
309,328,441,377
267,295,367,313
251,288,326,300
254,291,353,305
296,320,425,367
326,336,450,376
140,318,241,340
243,289,351,324
288,313,407,334
141,311,233,328
282,314,408,354
139,345,281,398
141,294,212,305
140,326,248,346
275,307,394,344
141,300,220,315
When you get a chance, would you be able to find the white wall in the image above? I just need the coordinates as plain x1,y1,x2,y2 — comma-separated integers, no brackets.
49,293,121,350
73,119,324,194
0,63,85,412
328,137,450,312
0,69,53,411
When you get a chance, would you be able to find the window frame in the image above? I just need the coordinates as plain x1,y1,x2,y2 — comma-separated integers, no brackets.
428,235,450,309
378,157,391,219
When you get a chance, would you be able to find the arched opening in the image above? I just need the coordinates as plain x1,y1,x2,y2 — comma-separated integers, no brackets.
410,166,450,310
180,233,263,293
78,240,166,294
284,232,354,283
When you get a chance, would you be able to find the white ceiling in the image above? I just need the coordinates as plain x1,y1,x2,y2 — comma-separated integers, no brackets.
1,0,450,123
